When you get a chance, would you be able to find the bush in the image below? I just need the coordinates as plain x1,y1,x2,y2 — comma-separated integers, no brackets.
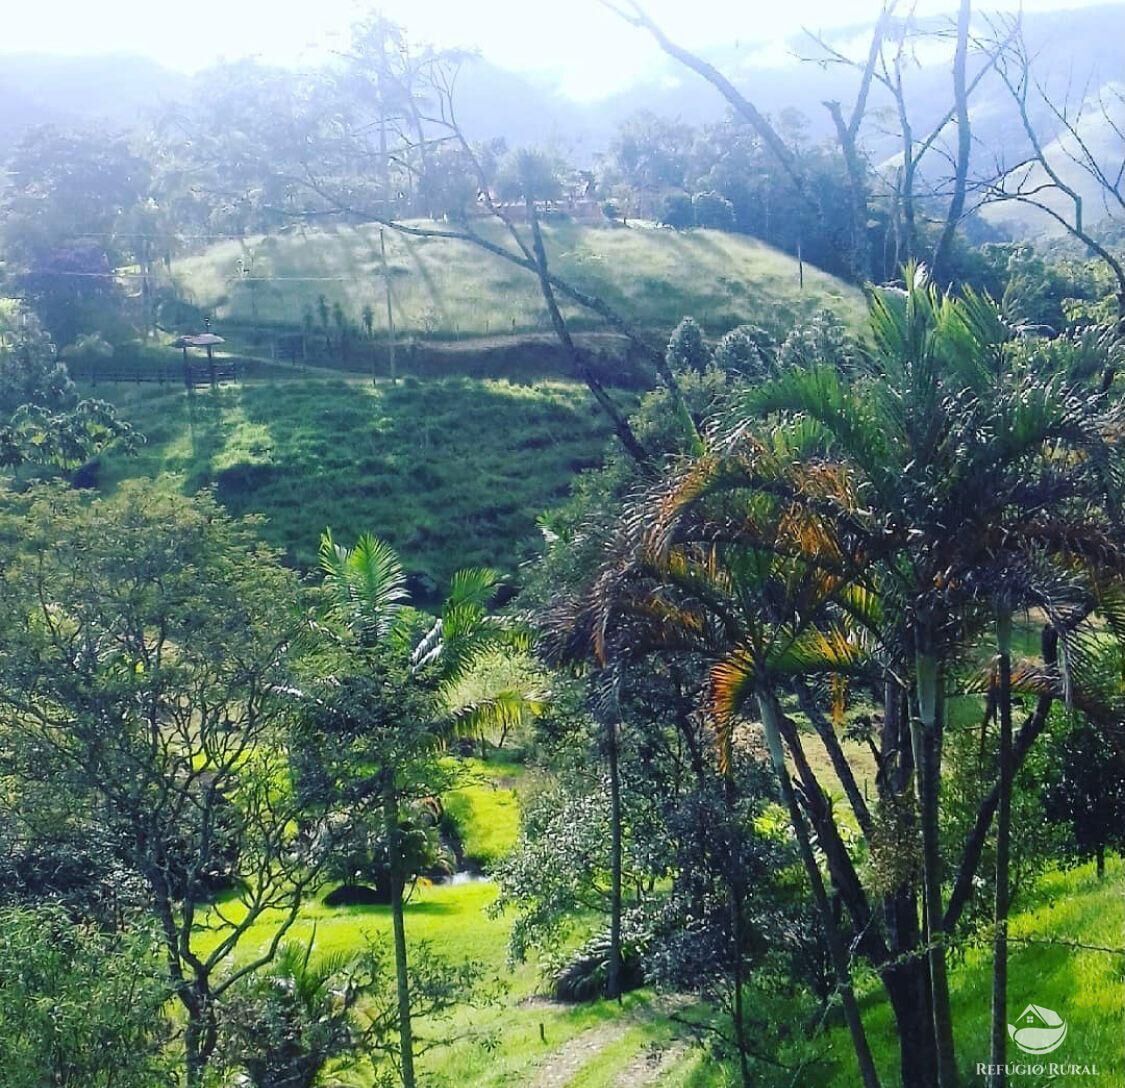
323,882,390,907
553,925,647,1002
665,317,711,373
713,324,776,380
659,192,694,230
692,190,735,230
0,905,173,1088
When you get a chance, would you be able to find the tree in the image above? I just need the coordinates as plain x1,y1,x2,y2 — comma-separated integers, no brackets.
218,931,480,1088
220,939,380,1088
550,269,1125,1087
659,191,694,229
0,483,312,1087
1044,709,1125,880
691,190,735,230
0,300,74,415
2,126,151,344
984,16,1125,329
0,301,139,477
306,531,544,1082
605,112,694,218
736,270,1123,1087
563,440,882,1088
0,904,173,1088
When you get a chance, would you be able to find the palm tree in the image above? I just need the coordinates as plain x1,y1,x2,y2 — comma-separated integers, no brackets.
224,936,379,1088
318,530,419,1088
561,423,883,1088
726,266,1125,1086
560,267,1125,1087
318,532,545,1087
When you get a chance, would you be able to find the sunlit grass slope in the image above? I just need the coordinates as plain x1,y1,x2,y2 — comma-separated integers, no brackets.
198,763,1122,1088
819,858,1125,1088
91,376,611,597
173,220,864,342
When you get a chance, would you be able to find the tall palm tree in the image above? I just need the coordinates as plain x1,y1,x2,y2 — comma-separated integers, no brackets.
318,529,419,1088
725,266,1125,1086
560,267,1125,1087
559,421,883,1088
319,532,545,1088
413,567,543,754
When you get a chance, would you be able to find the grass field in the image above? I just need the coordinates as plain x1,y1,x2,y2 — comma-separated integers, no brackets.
207,754,1123,1088
89,376,613,597
819,858,1125,1088
172,220,864,344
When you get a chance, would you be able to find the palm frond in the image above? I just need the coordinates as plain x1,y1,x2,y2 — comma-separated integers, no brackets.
319,528,408,642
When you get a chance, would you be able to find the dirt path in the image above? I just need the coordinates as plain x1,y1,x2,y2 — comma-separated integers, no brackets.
526,1021,628,1088
613,1042,690,1087
522,994,695,1088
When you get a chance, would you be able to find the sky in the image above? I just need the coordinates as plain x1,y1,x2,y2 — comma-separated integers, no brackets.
1,0,1113,99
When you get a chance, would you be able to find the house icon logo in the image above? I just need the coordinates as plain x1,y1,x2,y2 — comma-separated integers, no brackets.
1008,1003,1068,1055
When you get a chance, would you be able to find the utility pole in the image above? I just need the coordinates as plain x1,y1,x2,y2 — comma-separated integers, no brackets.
379,228,396,385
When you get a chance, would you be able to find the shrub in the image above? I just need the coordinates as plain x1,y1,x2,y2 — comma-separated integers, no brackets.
713,324,776,380
0,905,173,1088
692,190,735,230
659,192,694,230
553,925,646,1003
665,317,711,373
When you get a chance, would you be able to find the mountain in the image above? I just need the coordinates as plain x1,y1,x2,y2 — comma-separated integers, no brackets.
0,53,191,146
2,4,1122,235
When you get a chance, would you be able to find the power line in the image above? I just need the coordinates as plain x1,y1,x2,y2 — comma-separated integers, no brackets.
17,270,362,282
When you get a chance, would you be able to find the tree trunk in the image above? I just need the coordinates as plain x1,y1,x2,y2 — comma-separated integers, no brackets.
606,716,624,1001
182,988,216,1088
912,646,959,1088
932,0,973,278
723,768,754,1088
185,1016,205,1088
990,608,1013,1087
385,778,416,1088
758,692,882,1088
883,955,939,1088
523,198,651,467
379,228,397,385
825,101,874,282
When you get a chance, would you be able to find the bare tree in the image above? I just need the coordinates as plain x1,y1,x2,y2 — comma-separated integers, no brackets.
982,15,1125,334
271,21,708,467
803,1,1000,279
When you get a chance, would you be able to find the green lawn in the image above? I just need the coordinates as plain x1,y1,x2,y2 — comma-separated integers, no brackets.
195,745,1122,1088
206,857,1123,1088
443,757,526,870
89,376,612,599
816,858,1125,1088
172,220,864,344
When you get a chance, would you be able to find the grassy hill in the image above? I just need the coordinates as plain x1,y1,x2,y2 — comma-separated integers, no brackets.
92,376,613,600
172,220,864,345
92,223,864,595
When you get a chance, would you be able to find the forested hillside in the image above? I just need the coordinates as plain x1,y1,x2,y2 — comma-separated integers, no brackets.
1,4,1124,1088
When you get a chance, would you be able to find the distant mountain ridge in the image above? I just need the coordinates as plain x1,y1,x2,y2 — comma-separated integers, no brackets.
3,6,1121,150
0,53,191,145
2,3,1122,236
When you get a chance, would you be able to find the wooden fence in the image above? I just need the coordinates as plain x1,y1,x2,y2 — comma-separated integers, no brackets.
69,360,243,389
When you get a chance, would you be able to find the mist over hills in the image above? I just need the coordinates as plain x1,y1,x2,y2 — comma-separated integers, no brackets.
2,3,1122,234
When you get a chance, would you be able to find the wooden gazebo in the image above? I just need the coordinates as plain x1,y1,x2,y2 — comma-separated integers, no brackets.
173,333,231,389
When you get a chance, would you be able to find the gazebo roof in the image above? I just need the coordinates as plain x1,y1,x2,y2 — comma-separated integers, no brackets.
174,333,226,348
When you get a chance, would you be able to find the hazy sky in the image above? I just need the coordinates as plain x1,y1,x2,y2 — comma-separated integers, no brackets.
2,0,1112,98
